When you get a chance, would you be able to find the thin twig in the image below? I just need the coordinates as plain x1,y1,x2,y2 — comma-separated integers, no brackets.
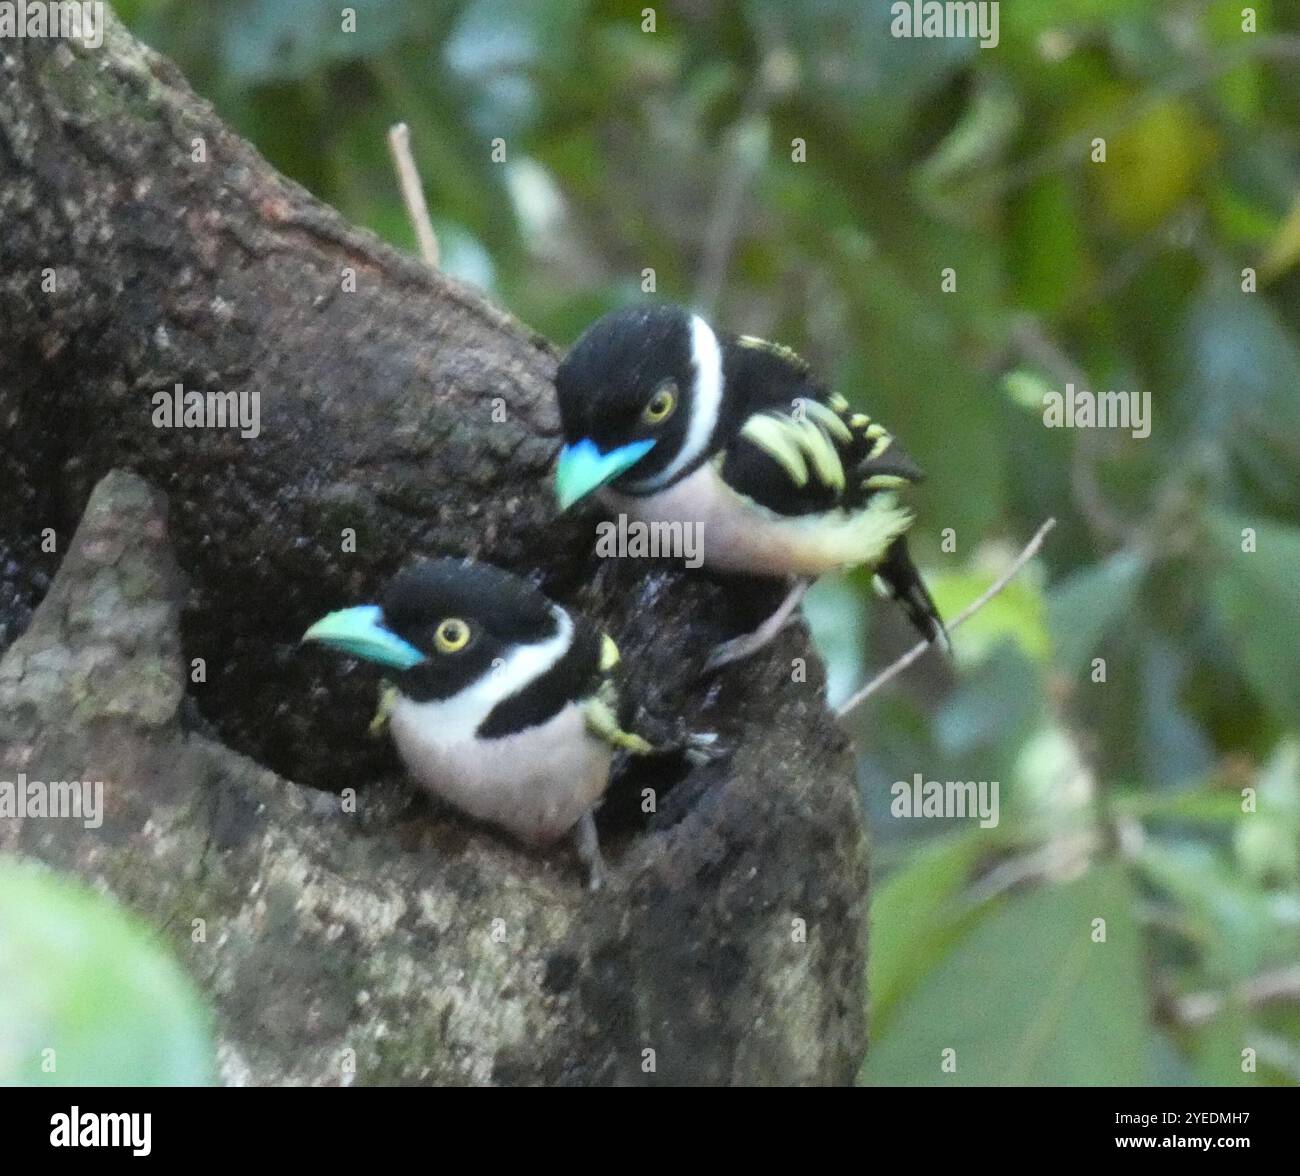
387,122,439,268
836,517,1057,719
963,830,1099,908
1174,963,1300,1028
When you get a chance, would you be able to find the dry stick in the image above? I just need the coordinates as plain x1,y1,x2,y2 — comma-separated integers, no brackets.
1175,963,1300,1028
387,122,440,268
836,517,1058,719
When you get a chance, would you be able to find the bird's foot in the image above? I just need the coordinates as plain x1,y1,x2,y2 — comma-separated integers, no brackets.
703,580,809,672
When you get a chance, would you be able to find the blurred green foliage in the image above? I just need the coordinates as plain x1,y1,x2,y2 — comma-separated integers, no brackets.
0,861,214,1085
116,0,1300,1085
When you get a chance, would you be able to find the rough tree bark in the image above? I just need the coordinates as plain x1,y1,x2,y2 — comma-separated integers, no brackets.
0,10,869,1084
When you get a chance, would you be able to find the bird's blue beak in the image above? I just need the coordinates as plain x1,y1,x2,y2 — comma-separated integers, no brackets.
555,437,655,510
301,605,426,670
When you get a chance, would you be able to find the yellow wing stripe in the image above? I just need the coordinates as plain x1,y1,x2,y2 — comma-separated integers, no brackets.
864,473,910,490
737,334,811,372
795,418,846,490
741,410,854,492
800,398,854,444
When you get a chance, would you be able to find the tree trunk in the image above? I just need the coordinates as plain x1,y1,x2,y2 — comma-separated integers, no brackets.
0,9,869,1084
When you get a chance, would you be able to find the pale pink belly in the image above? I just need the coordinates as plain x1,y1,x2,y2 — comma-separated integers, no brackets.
605,464,910,577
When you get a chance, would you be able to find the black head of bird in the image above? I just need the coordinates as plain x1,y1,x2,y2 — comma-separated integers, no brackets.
304,558,568,709
554,303,727,508
302,558,651,887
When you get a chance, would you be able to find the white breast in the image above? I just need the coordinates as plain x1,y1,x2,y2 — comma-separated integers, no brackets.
606,462,913,577
389,696,613,847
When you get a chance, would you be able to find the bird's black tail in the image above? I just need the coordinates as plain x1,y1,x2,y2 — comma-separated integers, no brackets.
874,537,949,651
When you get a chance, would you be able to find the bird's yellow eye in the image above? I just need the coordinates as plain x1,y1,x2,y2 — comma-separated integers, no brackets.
642,382,677,424
434,618,470,653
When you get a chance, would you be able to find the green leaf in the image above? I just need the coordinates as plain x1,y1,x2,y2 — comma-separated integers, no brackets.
914,74,1021,224
1233,736,1300,888
1136,634,1216,789
1007,174,1093,315
1093,97,1219,233
1136,839,1287,983
1209,183,1287,249
1047,550,1146,673
868,833,986,1031
935,643,1047,758
996,0,1154,47
1150,1029,1202,1086
217,0,421,85
804,572,867,710
1012,725,1100,839
0,861,214,1085
1260,197,1300,284
1207,514,1300,726
1185,1006,1258,1086
861,863,1151,1085
1182,273,1300,432
755,0,975,148
1206,0,1265,122
1177,274,1300,510
1113,787,1247,825
1002,367,1055,413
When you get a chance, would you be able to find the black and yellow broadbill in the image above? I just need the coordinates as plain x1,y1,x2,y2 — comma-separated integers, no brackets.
302,559,652,888
553,304,947,666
